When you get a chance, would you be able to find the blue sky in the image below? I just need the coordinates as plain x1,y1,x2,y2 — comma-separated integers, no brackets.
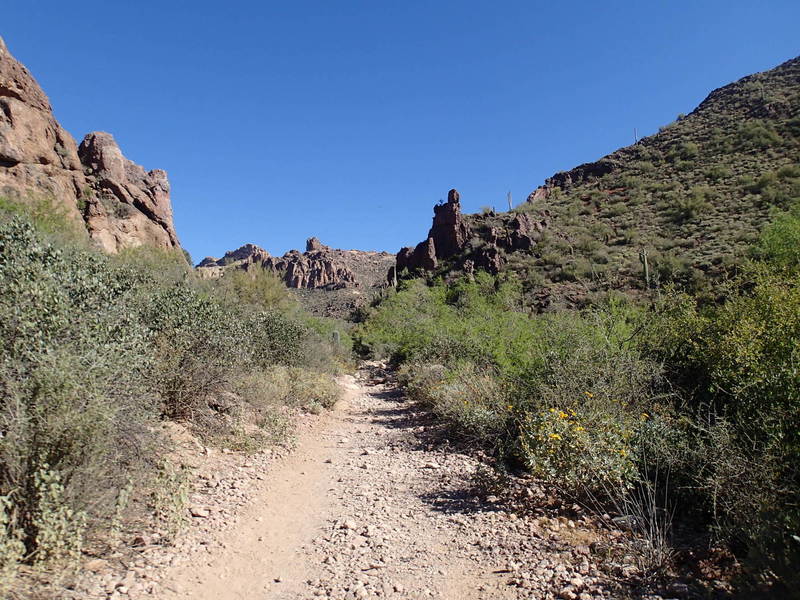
4,1,800,261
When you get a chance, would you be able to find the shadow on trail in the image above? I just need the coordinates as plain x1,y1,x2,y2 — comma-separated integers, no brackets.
359,370,504,517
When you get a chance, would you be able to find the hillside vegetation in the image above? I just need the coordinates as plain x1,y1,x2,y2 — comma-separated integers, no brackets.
358,56,800,596
441,56,800,308
0,199,349,593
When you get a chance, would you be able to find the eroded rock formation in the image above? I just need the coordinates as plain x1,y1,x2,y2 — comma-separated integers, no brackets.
197,239,394,292
0,36,180,253
79,132,179,252
429,188,469,259
0,36,87,227
395,188,548,277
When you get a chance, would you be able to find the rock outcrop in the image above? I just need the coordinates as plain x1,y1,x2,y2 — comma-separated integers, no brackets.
197,239,394,292
396,238,437,272
395,188,468,272
395,188,547,277
0,36,87,227
263,250,357,289
429,189,469,259
0,36,180,253
79,132,179,252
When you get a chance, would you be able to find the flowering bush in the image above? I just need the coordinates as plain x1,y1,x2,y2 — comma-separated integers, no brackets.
518,403,638,497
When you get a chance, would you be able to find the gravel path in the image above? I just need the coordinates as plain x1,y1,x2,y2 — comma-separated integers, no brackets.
86,364,619,600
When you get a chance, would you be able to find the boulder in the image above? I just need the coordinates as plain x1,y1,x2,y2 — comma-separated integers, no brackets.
396,237,437,272
306,236,328,252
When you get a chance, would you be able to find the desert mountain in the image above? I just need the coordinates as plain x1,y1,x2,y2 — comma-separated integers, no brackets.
397,55,800,309
0,36,180,253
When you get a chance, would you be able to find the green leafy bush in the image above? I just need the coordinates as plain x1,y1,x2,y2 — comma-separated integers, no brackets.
0,219,156,562
519,407,637,496
753,204,800,271
641,268,800,589
0,209,346,584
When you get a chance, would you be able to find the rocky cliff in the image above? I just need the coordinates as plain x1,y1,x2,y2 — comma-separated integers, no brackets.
0,36,180,253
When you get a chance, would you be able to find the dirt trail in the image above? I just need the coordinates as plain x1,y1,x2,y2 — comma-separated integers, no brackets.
153,365,610,600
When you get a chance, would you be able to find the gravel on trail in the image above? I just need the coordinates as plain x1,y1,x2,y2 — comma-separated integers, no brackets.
74,364,646,600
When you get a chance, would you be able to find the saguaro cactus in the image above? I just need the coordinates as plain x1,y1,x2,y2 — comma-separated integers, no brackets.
639,248,650,289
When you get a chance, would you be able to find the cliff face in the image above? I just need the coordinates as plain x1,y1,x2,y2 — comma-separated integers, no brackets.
0,36,180,253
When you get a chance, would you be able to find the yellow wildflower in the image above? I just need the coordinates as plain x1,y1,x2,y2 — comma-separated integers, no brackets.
549,433,562,440
558,411,569,419
584,391,593,398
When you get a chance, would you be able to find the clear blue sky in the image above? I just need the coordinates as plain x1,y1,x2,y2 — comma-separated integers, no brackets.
4,1,800,261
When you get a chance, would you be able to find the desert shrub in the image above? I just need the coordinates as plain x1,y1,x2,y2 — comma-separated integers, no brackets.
362,278,662,494
245,310,310,368
213,267,299,313
235,366,341,415
785,116,800,138
672,185,713,222
518,407,637,497
704,164,731,182
652,250,693,285
752,203,800,271
112,244,191,286
142,286,247,418
149,458,190,541
736,120,782,150
0,209,345,583
398,361,512,449
640,271,800,588
0,196,87,246
669,141,699,161
0,219,156,561
777,164,800,179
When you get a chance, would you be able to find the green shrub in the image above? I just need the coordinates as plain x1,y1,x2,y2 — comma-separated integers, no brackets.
672,185,713,222
399,361,512,449
213,267,298,313
736,120,782,150
641,273,800,587
753,203,800,272
519,406,637,497
0,211,346,585
0,219,156,562
704,164,731,182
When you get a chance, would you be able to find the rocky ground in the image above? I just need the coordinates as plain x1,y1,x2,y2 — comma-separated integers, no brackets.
63,364,702,600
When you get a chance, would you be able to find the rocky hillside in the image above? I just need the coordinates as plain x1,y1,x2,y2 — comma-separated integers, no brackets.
197,237,395,317
396,55,800,309
0,36,180,253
